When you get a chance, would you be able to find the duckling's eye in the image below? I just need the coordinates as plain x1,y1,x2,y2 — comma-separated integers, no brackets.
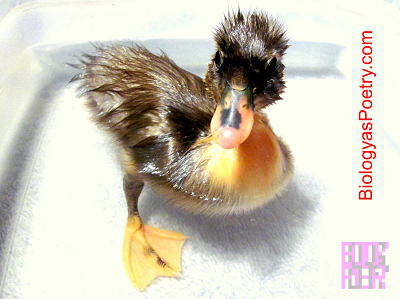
250,57,263,73
265,57,277,77
214,51,223,69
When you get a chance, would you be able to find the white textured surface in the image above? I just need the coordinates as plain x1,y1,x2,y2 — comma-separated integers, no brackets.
1,0,400,298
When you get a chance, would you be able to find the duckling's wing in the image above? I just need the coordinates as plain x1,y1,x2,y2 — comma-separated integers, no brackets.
73,45,215,148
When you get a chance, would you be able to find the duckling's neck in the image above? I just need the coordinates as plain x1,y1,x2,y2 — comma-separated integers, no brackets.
202,113,285,200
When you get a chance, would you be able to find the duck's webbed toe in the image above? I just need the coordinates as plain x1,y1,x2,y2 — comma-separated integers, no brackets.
122,174,187,290
122,216,187,291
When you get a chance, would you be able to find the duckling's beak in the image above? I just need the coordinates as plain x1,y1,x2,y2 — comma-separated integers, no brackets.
210,84,254,149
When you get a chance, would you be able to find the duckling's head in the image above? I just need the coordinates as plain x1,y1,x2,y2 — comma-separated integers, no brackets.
206,10,289,149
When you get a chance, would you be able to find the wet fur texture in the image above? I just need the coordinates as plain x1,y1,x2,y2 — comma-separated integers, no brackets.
72,10,293,215
205,10,289,109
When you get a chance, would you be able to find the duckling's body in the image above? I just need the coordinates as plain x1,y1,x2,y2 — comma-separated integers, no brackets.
74,10,293,290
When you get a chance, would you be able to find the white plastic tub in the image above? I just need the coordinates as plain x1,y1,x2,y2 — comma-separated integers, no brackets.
1,1,399,298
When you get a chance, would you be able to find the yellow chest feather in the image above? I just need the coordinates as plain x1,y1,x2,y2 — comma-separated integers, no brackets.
202,114,285,200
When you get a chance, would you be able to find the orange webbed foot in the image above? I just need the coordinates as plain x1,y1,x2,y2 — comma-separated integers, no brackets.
122,216,187,291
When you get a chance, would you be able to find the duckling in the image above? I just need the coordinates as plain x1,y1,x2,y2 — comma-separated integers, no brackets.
73,9,293,291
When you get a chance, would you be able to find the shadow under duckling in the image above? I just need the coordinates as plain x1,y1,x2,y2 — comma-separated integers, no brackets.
72,9,293,291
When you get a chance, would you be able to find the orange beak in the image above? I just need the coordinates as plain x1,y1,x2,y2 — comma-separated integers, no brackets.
210,84,254,149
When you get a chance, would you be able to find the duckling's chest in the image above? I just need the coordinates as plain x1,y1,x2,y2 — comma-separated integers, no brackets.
202,116,284,199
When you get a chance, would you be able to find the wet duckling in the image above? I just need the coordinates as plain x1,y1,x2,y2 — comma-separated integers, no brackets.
73,9,293,291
